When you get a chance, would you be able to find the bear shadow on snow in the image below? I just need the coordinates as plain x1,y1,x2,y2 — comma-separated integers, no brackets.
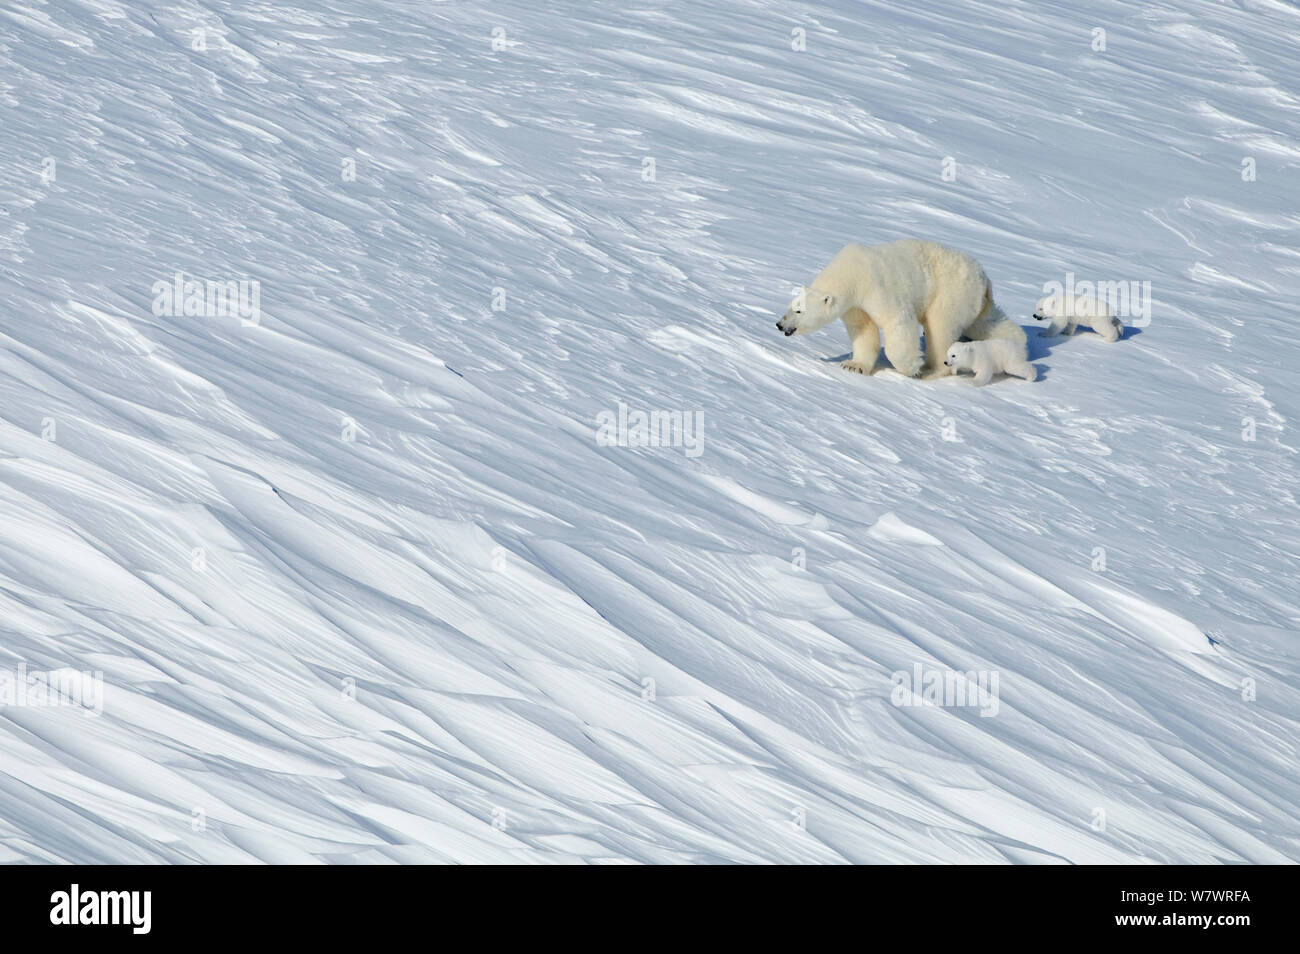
1027,319,1143,372
1030,323,1144,349
1021,323,1055,381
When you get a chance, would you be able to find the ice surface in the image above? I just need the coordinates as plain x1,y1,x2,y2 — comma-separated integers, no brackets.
0,0,1297,863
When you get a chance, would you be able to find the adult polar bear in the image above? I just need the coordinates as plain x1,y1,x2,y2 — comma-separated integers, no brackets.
776,239,1026,378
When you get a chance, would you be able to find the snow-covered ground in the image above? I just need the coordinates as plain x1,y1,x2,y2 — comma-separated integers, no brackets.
1,0,1298,863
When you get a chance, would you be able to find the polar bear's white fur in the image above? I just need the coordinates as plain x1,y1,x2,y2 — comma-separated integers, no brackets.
944,339,1036,386
1033,293,1123,342
777,239,1026,378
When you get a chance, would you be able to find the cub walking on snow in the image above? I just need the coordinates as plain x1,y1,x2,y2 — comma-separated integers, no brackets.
944,339,1036,386
776,239,1026,379
1033,293,1123,342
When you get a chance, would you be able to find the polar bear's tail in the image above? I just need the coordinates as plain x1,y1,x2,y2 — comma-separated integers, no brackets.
966,284,1028,348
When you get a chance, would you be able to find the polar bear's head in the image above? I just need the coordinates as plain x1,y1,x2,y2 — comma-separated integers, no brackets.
1032,294,1063,322
1034,293,1104,321
776,286,841,336
944,342,974,372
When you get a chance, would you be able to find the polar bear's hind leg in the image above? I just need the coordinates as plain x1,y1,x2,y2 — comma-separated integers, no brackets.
965,286,1028,348
1010,360,1037,382
919,288,972,378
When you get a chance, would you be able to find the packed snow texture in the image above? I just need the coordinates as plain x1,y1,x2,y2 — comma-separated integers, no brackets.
0,0,1298,863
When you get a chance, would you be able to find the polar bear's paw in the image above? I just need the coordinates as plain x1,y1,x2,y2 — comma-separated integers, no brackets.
841,360,875,375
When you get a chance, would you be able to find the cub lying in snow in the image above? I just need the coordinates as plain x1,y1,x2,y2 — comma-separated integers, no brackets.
945,339,1036,386
1033,293,1123,342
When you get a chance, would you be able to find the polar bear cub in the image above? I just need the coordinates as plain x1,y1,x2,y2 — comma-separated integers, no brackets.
944,339,1036,386
1033,293,1123,342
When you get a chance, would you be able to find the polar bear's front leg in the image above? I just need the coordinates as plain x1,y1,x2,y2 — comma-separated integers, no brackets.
878,313,924,378
1041,317,1066,337
840,307,879,375
922,323,959,380
971,361,994,386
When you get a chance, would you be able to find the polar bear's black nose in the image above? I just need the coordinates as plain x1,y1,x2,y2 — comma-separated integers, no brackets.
776,321,783,331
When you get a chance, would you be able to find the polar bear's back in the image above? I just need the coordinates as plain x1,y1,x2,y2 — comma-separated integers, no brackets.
831,238,985,275
974,336,1028,365
819,239,989,307
905,238,988,287
1036,292,1114,320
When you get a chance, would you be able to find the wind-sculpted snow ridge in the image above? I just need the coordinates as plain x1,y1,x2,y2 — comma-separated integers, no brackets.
0,0,1297,863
